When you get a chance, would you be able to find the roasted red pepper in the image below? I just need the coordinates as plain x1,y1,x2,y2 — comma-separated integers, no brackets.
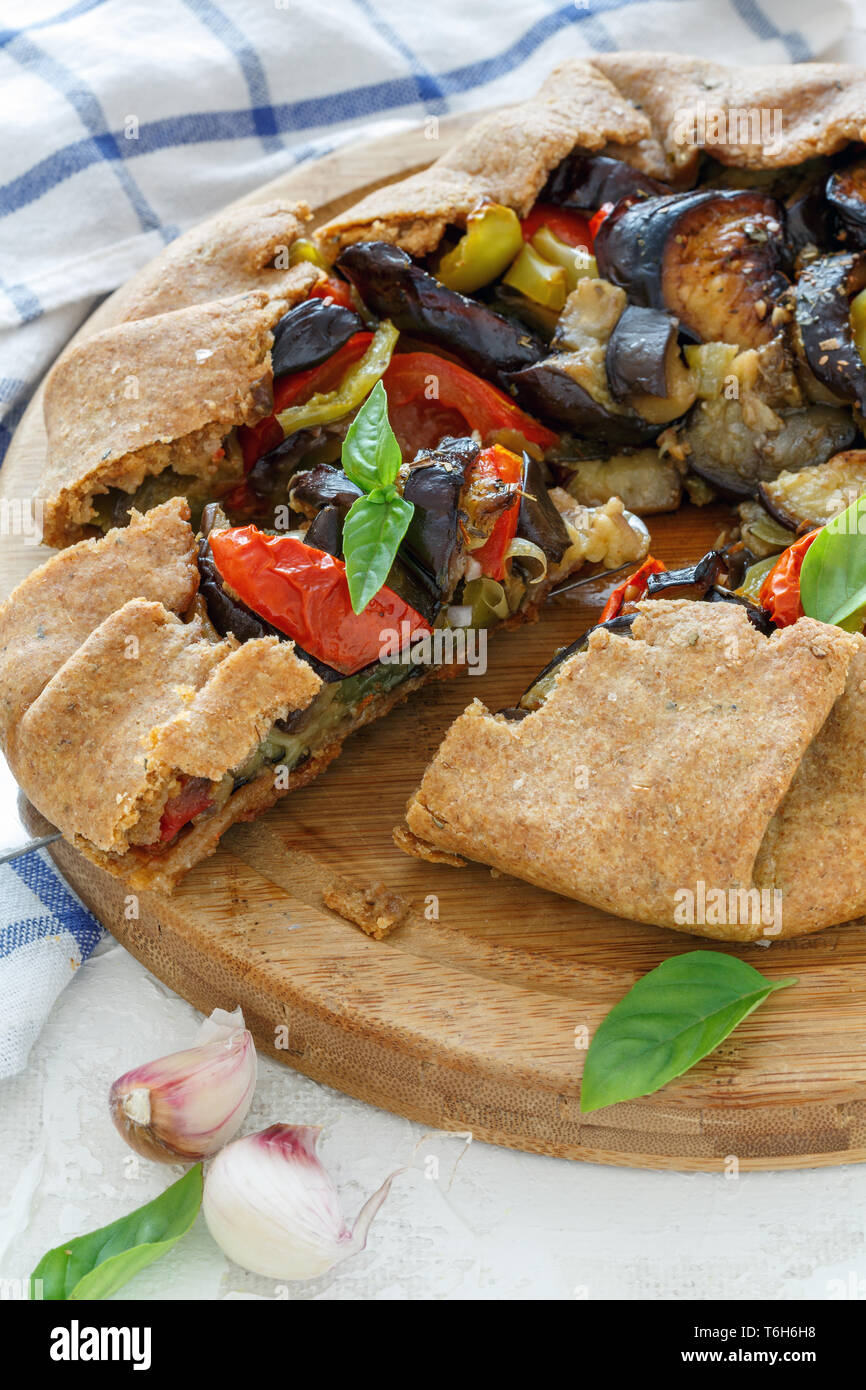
600,556,666,622
520,204,594,249
238,332,374,472
209,526,431,676
159,777,214,843
383,352,558,453
469,444,524,581
588,202,615,241
758,530,819,627
308,275,357,310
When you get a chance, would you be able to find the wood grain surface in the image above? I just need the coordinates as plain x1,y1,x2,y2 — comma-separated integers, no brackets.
5,116,866,1171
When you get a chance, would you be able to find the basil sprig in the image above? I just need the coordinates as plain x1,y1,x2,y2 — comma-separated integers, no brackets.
800,492,866,631
580,951,796,1113
31,1164,202,1300
340,379,413,614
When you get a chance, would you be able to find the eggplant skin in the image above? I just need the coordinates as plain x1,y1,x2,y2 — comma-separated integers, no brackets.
401,436,479,594
541,152,670,209
684,395,856,496
605,305,677,400
508,362,659,446
795,251,866,410
270,299,363,379
516,454,570,564
248,428,321,505
758,449,866,531
827,160,866,250
595,190,788,350
303,503,344,557
645,551,725,601
336,241,545,387
289,463,363,518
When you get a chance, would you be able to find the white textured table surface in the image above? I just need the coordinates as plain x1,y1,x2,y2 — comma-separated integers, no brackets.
5,17,866,1301
2,934,866,1301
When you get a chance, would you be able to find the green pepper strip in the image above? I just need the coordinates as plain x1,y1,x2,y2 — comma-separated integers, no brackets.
435,204,524,294
276,319,399,436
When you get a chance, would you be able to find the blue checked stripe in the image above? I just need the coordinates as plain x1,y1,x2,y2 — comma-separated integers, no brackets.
0,1,816,221
8,852,102,961
3,30,166,237
182,0,284,153
350,0,449,112
731,0,812,61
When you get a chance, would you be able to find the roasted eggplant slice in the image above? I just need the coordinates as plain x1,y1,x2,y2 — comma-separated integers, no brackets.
518,612,637,709
289,463,363,518
794,251,866,410
827,160,866,250
336,241,545,387
303,503,344,556
702,588,776,636
786,177,835,260
562,450,682,515
683,395,856,496
758,450,866,530
509,363,657,445
644,551,725,600
594,190,789,349
605,305,677,400
541,151,670,209
516,453,570,564
384,552,443,626
271,299,364,379
509,278,660,445
247,428,323,504
401,436,479,594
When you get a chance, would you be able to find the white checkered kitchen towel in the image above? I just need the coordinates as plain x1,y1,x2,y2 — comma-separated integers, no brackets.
0,0,857,1076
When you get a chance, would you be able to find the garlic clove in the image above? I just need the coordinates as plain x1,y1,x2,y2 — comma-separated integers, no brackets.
109,1009,256,1163
202,1124,404,1281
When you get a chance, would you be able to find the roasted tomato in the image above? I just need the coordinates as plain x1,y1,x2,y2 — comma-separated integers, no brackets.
594,190,789,349
758,530,819,627
599,557,666,621
469,445,523,582
159,778,214,843
519,204,593,248
209,526,431,676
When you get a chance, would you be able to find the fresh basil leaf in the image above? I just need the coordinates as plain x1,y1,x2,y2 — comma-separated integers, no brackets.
800,493,866,629
32,1164,202,1300
341,379,402,492
343,491,414,615
579,952,796,1114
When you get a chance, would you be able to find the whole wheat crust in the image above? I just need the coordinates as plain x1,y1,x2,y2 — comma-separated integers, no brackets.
399,601,866,940
14,52,866,929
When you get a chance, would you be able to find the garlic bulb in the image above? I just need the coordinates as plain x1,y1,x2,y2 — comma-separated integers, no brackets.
203,1124,402,1280
109,1007,256,1163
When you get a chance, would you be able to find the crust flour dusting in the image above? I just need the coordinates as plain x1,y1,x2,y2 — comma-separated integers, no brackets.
399,601,859,941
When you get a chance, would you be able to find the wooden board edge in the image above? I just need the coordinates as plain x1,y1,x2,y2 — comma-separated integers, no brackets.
48,835,866,1173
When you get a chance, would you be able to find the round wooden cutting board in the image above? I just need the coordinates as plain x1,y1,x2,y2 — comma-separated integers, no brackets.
5,117,866,1172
